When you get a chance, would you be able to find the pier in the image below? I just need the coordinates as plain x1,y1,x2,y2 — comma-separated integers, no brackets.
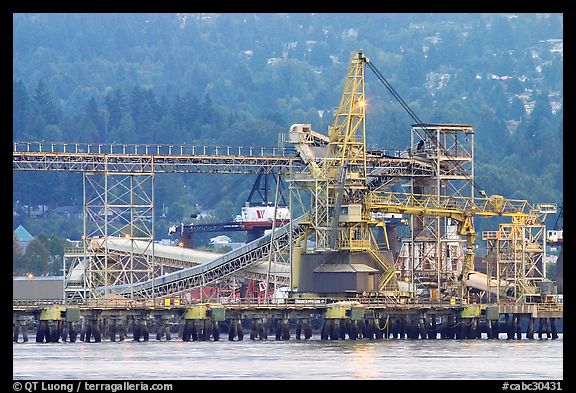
13,298,562,343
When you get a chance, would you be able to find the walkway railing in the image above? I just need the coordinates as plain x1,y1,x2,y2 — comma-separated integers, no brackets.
13,141,296,157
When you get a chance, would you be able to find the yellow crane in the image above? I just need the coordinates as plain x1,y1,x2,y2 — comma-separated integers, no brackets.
291,50,556,303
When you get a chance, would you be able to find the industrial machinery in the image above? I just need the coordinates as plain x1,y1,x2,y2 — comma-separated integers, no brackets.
287,51,557,304
13,50,559,307
170,171,290,248
288,52,400,298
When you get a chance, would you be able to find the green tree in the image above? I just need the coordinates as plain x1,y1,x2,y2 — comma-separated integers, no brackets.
113,113,137,144
33,80,61,126
22,238,50,274
214,200,235,221
85,97,105,137
105,88,128,131
13,234,25,275
13,80,33,137
130,86,160,142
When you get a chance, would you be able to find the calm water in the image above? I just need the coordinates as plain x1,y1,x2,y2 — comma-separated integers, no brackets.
13,334,563,380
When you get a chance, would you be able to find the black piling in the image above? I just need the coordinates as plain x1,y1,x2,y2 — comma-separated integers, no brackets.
303,319,312,340
371,318,380,339
399,317,407,339
357,319,365,339
61,321,72,342
133,320,141,342
275,319,282,340
295,320,302,340
204,320,212,341
543,318,550,339
538,317,544,339
200,320,207,341
250,319,258,340
182,320,191,342
36,320,47,343
142,320,149,341
506,314,513,340
228,319,236,341
110,319,118,342
258,321,267,340
13,323,20,343
526,317,535,340
351,320,359,340
442,316,451,339
329,320,338,340
339,319,347,340
22,322,29,342
515,315,522,340
392,317,399,339
476,318,482,339
468,318,482,340
455,316,464,339
550,318,558,340
538,318,550,339
155,319,163,341
365,319,374,339
92,319,101,342
429,316,437,339
237,320,244,341
178,319,185,340
191,321,198,341
418,317,427,340
492,319,500,339
281,320,290,340
165,320,172,341
320,320,328,340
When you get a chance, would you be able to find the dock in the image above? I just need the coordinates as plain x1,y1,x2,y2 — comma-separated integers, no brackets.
13,297,562,343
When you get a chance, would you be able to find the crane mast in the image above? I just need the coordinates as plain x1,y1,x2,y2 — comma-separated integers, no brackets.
289,51,557,303
290,52,399,296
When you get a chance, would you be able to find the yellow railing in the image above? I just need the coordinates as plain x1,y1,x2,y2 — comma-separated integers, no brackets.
537,303,563,313
366,192,532,217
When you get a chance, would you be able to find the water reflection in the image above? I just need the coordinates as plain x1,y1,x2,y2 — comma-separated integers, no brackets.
13,334,562,380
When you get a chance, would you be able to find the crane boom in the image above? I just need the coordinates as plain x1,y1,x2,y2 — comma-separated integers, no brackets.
366,191,556,293
289,50,557,301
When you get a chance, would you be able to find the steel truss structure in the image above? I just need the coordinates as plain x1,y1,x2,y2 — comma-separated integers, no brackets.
402,123,475,300
82,172,155,299
482,206,555,303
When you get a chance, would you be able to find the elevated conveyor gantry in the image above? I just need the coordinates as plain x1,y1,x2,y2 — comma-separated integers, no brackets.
108,215,307,299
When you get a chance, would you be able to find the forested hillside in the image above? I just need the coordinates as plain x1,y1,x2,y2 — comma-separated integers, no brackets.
13,13,563,257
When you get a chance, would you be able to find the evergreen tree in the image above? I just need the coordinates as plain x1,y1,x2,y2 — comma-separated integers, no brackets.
33,80,61,126
85,97,105,139
13,80,32,137
105,88,128,131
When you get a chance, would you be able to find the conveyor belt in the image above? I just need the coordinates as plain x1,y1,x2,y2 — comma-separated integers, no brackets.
112,216,306,299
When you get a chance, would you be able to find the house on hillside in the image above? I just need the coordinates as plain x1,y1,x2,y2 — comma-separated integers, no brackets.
51,206,82,219
13,225,34,252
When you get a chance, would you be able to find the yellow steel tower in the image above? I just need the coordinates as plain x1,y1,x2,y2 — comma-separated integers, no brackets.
290,52,398,296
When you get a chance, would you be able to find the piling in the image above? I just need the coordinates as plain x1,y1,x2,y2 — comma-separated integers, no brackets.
515,315,522,340
527,317,535,339
12,299,562,343
550,318,558,340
